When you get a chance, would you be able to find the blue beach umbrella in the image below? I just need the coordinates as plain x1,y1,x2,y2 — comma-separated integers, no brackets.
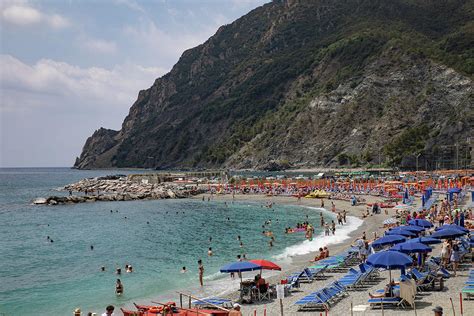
367,250,413,281
390,241,432,253
220,261,261,273
408,219,433,228
386,229,417,237
405,236,441,245
397,225,425,233
372,235,406,248
435,224,469,233
431,228,467,239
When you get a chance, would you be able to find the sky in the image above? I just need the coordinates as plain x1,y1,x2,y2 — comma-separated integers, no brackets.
0,0,267,167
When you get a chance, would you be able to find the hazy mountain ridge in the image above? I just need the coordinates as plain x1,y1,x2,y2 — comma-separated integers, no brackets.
75,0,474,170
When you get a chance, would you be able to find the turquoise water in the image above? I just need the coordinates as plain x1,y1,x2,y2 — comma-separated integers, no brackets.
0,168,337,316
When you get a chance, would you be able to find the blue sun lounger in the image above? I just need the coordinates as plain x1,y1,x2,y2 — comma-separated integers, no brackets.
368,297,406,309
192,297,232,308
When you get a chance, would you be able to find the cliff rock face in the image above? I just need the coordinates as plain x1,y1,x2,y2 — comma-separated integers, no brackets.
75,0,474,170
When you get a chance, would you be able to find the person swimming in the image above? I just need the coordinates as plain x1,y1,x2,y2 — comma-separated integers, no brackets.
208,247,213,256
181,266,187,273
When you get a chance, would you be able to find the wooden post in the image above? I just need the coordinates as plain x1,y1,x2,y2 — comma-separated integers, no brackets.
254,309,256,316
450,297,456,316
351,301,353,316
180,293,183,308
264,306,267,316
280,298,284,316
188,296,191,309
460,292,463,316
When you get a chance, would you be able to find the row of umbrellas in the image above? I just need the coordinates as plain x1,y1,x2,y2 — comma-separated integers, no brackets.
368,222,470,280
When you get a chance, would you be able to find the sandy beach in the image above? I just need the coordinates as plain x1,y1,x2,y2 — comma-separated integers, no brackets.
195,193,473,316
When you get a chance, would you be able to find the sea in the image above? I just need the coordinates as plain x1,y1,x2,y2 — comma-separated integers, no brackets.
0,168,362,315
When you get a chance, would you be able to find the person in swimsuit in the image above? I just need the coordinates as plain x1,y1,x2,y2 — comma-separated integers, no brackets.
115,279,123,296
198,260,204,286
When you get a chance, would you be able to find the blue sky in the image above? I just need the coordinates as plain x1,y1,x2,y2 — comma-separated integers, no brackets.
0,0,267,167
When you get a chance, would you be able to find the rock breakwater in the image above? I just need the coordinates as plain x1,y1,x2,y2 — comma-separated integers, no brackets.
33,176,204,205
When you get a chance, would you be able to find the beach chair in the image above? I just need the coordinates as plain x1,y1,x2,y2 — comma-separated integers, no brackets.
285,274,301,291
296,268,315,283
192,297,232,308
294,292,329,311
368,297,406,309
411,269,435,291
462,286,474,300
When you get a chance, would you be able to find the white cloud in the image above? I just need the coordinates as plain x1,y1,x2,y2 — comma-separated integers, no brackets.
84,38,118,54
2,5,41,25
1,4,69,28
0,54,166,112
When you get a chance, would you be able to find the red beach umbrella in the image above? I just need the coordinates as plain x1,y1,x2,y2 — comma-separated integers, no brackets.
249,259,281,271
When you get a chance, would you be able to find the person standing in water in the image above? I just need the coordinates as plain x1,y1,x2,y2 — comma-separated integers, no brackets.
198,260,204,286
208,247,213,256
115,279,123,296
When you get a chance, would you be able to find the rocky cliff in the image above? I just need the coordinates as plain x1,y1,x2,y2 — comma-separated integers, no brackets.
75,0,474,170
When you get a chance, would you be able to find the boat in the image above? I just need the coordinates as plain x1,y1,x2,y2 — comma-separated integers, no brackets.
122,302,230,315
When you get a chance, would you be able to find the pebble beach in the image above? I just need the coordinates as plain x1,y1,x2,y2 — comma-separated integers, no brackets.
200,193,473,316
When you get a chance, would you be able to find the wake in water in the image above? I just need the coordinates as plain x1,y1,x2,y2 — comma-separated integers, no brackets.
274,206,363,260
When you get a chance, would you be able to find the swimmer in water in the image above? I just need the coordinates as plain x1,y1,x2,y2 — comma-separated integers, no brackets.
116,268,121,275
208,247,213,256
101,266,105,272
239,241,244,248
90,245,94,250
181,266,187,273
237,235,241,241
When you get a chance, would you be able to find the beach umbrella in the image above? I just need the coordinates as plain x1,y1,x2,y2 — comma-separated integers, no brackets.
405,236,441,245
249,259,281,271
383,218,397,225
220,261,261,273
371,235,406,247
390,241,432,253
396,225,425,233
408,219,433,228
385,229,417,237
367,250,413,281
435,224,469,233
431,229,467,239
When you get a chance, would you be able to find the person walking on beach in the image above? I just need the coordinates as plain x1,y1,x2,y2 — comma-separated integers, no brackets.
337,212,343,225
331,220,336,235
320,213,324,227
324,222,330,236
198,259,204,286
342,210,347,223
